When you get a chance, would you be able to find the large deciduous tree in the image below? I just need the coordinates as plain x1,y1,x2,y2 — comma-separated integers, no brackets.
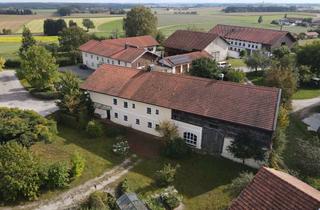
82,18,95,32
245,51,271,71
19,26,36,57
124,6,157,37
189,57,220,79
21,45,59,91
0,142,41,202
43,19,67,36
296,41,320,75
59,26,90,64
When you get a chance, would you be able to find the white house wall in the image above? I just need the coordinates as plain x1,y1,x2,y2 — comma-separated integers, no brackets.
82,52,132,70
88,91,203,149
204,37,229,62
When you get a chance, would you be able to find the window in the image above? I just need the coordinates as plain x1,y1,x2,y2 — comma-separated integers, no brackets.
91,55,93,59
148,122,152,128
147,107,151,114
183,132,197,147
155,109,159,115
124,115,128,121
114,113,118,118
235,42,238,45
97,56,99,61
107,59,110,64
118,60,121,65
243,43,245,46
248,44,251,48
132,104,135,109
112,60,114,65
255,45,258,49
113,98,117,105
124,102,128,108
230,41,233,44
136,119,140,125
156,124,160,129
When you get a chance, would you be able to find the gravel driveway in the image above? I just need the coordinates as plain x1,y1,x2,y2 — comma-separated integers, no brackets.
0,70,58,116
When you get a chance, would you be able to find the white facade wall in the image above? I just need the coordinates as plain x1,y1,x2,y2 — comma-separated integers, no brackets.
204,37,229,62
226,39,265,58
221,137,266,169
88,91,203,149
82,52,132,70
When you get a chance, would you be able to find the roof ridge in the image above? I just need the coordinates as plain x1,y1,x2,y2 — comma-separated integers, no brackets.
216,24,290,33
262,167,320,201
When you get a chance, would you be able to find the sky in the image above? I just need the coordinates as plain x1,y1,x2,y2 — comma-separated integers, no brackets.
1,0,320,3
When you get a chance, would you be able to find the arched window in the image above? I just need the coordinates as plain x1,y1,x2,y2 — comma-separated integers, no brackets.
183,132,197,147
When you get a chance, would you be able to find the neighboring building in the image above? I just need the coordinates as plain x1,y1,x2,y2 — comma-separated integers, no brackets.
158,51,212,74
209,24,296,58
305,31,319,39
79,35,159,70
229,167,320,210
116,193,148,210
163,30,229,61
81,64,281,168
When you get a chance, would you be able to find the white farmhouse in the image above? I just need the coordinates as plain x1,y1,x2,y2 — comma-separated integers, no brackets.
79,35,159,70
81,64,281,168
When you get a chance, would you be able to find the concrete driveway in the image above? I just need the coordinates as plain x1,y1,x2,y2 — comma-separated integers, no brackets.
0,70,58,116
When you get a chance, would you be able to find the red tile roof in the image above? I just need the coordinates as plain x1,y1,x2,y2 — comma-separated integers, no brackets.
159,51,212,67
163,30,224,51
209,24,296,46
79,36,159,63
229,167,320,210
81,64,280,131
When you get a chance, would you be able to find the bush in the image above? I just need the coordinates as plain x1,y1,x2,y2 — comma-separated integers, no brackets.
56,56,76,67
156,163,180,187
4,59,21,69
226,69,246,83
117,178,130,196
88,191,108,210
70,152,85,178
30,90,60,100
113,136,130,156
227,172,254,196
163,137,190,159
160,186,182,210
0,142,41,202
56,111,78,128
47,162,70,189
156,121,179,141
86,120,103,138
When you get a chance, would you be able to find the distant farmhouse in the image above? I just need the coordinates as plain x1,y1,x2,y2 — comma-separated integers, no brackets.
81,64,281,168
163,30,229,61
229,167,320,210
158,51,212,74
79,36,159,70
209,24,296,58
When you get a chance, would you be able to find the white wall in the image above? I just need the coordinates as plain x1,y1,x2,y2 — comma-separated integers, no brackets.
204,37,229,61
221,137,265,168
88,91,203,149
82,52,132,70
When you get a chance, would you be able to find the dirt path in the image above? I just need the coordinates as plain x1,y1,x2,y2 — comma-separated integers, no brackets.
12,157,139,210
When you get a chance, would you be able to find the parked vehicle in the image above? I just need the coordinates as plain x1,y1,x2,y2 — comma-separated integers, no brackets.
217,61,231,68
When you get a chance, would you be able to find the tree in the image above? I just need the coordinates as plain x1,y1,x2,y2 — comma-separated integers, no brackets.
19,26,36,57
44,19,67,36
245,51,271,71
124,6,157,37
296,41,320,75
156,163,180,187
155,30,166,44
59,26,90,64
0,142,41,202
258,16,263,24
21,45,59,91
0,57,5,71
82,18,95,32
57,7,71,16
227,133,266,164
227,172,254,196
265,61,298,108
69,20,77,27
272,46,290,60
226,68,246,83
189,57,220,79
56,72,91,115
47,162,70,189
156,121,179,141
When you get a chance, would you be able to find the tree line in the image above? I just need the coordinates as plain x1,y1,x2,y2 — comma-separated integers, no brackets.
223,6,297,13
0,8,33,15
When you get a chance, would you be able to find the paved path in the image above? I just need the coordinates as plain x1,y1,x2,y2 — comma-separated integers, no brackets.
59,65,94,80
292,96,320,112
0,70,58,116
12,157,139,210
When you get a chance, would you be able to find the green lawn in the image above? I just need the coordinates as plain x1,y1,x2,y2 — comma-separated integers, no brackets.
117,154,253,210
292,88,320,100
0,42,20,59
96,19,124,37
228,58,246,68
30,124,123,200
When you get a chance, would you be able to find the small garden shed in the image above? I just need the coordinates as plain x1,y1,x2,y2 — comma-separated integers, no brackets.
116,193,148,210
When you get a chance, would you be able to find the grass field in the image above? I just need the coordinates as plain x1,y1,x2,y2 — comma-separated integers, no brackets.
292,88,320,100
0,35,58,43
299,38,320,46
30,124,123,200
17,16,123,34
